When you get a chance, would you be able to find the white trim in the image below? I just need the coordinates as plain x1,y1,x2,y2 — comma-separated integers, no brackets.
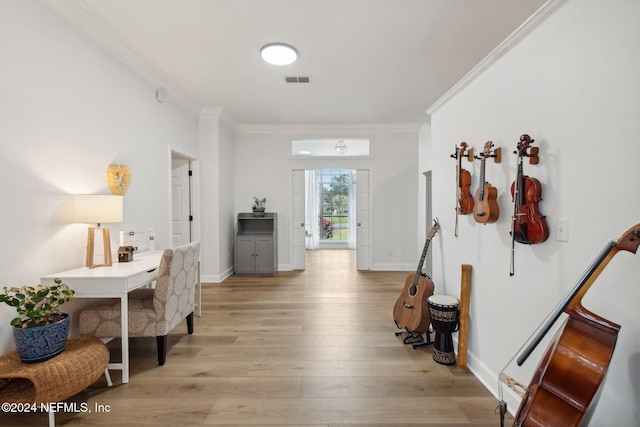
201,266,234,284
426,0,569,116
40,0,202,115
199,107,237,130
236,123,424,135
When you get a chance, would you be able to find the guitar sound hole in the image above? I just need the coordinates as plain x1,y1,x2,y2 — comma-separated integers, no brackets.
409,285,417,297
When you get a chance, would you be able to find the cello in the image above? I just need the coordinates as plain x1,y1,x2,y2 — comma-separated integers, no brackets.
510,134,548,275
499,224,640,426
451,142,474,237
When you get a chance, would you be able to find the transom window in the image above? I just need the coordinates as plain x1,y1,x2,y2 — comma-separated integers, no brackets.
291,139,370,158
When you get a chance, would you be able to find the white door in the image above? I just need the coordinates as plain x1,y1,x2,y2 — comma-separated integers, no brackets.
291,169,306,270
172,157,191,246
356,169,371,270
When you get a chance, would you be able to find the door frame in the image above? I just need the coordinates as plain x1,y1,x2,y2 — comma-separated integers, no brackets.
290,167,371,270
169,147,199,246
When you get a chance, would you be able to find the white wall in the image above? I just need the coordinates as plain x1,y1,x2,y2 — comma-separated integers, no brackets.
198,107,236,282
233,124,422,271
417,123,432,250
0,1,198,353
427,0,640,424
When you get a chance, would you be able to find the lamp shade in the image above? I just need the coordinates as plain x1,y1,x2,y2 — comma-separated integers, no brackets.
72,195,123,224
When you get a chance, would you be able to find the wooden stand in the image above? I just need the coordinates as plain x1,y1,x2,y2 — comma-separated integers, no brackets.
457,264,472,372
86,226,113,268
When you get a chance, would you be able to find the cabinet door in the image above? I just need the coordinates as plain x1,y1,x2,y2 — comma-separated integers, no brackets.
254,236,274,274
236,236,256,275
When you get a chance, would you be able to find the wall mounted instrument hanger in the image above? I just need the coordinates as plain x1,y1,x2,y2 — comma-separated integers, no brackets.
473,141,501,224
450,142,474,237
510,134,549,276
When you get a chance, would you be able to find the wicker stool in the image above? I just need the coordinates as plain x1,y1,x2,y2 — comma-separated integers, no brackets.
0,338,111,427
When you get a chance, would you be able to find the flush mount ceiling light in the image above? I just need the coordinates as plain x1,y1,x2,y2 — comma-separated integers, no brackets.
260,43,298,65
335,140,347,155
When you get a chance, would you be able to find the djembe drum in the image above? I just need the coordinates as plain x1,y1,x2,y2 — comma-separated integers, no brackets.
427,295,460,365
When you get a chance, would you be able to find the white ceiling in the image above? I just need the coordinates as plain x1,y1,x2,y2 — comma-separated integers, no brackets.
48,0,546,125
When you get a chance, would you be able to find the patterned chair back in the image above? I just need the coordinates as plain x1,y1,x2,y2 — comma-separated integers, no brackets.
153,242,200,336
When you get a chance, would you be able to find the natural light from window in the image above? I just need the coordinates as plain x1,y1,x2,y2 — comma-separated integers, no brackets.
292,139,370,157
319,170,350,242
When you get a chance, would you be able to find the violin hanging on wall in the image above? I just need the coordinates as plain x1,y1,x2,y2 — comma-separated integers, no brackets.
473,141,501,224
510,134,549,276
451,142,474,237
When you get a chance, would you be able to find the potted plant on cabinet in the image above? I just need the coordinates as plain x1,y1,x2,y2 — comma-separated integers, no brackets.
252,196,267,217
0,278,75,363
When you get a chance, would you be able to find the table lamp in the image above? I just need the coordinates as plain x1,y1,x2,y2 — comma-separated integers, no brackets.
72,194,123,268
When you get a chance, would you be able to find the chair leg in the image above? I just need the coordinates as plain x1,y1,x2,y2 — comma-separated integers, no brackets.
104,369,113,387
186,311,194,335
156,335,167,365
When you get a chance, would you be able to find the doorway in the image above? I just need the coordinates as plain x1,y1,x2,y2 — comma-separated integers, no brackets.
424,170,433,278
171,153,193,246
291,169,370,271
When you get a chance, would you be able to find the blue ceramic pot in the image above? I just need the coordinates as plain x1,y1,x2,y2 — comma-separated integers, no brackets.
13,313,70,363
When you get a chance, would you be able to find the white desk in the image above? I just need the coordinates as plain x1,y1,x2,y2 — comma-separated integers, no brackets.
41,251,162,384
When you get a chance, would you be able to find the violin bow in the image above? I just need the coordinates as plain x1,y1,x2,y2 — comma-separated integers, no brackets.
452,144,460,238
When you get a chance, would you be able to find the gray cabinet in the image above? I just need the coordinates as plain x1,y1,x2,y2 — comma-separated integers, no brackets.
235,213,277,275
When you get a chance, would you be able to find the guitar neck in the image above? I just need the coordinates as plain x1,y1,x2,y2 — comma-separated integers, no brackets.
479,157,486,200
413,238,431,283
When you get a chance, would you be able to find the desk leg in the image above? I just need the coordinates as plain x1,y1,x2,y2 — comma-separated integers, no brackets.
104,295,130,384
196,260,202,317
120,295,130,383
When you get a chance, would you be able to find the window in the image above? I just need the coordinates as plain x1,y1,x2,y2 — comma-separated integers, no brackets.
319,170,350,241
291,138,370,158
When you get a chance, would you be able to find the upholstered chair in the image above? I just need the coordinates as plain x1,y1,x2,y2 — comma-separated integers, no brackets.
79,242,200,365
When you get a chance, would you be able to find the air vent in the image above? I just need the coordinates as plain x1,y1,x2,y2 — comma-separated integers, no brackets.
285,76,311,83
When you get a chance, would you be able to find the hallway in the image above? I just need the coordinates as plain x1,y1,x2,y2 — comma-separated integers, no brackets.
2,250,510,426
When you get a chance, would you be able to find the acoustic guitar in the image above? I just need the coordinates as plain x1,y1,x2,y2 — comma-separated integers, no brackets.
393,220,439,333
473,141,500,223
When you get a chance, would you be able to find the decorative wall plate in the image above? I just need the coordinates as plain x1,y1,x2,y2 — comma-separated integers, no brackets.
106,164,131,195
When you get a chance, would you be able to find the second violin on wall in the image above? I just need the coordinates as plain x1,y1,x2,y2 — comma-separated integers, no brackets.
510,134,549,276
451,142,475,237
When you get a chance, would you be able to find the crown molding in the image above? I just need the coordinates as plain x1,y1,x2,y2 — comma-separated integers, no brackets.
40,0,202,115
199,107,237,130
235,122,424,135
426,0,569,116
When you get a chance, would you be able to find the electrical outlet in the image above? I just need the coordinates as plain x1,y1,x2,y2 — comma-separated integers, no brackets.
556,217,569,242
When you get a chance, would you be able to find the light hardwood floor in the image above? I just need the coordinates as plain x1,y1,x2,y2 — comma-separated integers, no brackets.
2,250,511,426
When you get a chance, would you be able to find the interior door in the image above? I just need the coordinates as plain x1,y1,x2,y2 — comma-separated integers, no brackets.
171,156,191,246
291,169,306,270
356,169,371,270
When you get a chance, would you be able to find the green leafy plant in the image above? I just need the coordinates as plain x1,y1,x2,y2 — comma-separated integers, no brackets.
0,278,75,328
253,196,266,210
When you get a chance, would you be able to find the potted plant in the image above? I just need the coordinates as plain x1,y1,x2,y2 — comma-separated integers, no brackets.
252,196,267,216
0,278,75,363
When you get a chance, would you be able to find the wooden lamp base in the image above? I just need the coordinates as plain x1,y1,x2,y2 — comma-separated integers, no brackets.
86,226,113,268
